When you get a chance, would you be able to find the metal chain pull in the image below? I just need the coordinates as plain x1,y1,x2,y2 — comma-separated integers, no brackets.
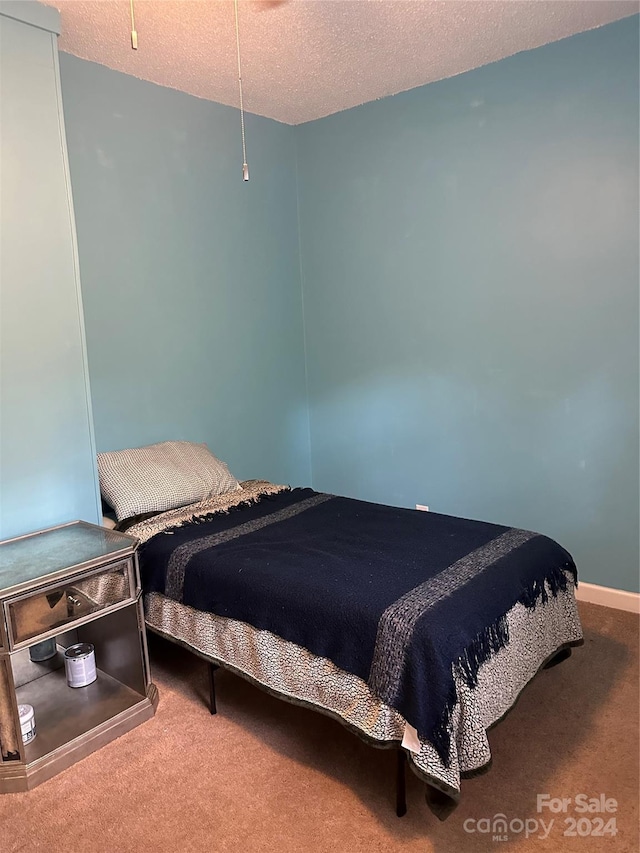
130,0,138,49
234,0,249,181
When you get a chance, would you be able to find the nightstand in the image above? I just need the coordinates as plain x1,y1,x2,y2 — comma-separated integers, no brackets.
0,520,158,793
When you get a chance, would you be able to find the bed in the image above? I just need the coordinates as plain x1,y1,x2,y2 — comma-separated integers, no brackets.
98,442,584,819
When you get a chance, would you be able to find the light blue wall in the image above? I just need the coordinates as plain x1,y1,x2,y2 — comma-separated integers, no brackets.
56,19,638,592
0,6,101,539
59,54,310,487
296,17,639,592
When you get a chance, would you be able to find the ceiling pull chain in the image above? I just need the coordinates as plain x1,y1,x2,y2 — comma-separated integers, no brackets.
130,0,138,49
234,0,249,181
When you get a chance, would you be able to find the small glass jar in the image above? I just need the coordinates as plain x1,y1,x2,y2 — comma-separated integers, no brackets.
29,637,57,662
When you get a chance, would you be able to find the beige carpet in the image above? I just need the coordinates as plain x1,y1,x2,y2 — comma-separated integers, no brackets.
1,601,638,853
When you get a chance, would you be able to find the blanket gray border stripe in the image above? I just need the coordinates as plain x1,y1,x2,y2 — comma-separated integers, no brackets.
368,528,537,703
165,493,334,601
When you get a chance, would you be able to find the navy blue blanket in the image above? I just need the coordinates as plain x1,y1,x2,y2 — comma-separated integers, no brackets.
139,488,577,764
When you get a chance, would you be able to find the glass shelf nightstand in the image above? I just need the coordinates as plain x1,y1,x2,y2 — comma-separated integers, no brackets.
0,520,158,792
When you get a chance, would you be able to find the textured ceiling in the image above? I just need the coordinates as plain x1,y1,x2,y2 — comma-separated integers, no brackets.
46,0,638,124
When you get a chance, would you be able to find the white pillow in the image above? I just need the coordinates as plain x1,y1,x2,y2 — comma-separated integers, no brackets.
97,441,240,521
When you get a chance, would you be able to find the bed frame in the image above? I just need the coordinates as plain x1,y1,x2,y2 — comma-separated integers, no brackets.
205,659,408,817
169,642,572,820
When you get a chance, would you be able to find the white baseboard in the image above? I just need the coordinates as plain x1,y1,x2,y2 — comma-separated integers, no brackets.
575,581,640,614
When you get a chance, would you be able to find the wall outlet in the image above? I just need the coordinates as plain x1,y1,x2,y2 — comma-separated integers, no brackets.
415,504,429,512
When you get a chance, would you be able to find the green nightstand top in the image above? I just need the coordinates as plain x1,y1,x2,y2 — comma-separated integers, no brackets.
0,521,137,599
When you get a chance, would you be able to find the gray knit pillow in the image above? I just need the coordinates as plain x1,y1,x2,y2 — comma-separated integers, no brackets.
97,441,240,521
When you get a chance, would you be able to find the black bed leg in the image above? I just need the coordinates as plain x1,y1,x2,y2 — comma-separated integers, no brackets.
544,647,572,669
396,750,407,818
208,663,219,715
